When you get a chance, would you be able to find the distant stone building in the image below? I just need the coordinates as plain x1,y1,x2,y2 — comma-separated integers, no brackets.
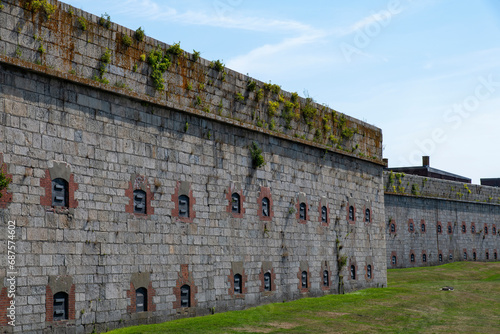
385,157,500,269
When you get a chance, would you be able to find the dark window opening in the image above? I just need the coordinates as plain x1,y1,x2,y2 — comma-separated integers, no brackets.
299,203,307,220
365,208,371,222
367,265,372,279
439,254,443,262
473,252,476,261
486,252,489,260
437,225,442,233
464,252,467,260
179,195,189,218
321,206,328,223
421,223,425,232
264,272,271,291
472,225,475,233
323,270,329,287
390,224,395,233
422,254,427,262
462,225,466,233
348,206,354,221
493,227,497,234
449,254,453,261
234,274,242,294
350,265,356,280
133,189,146,214
53,291,68,321
411,254,415,263
135,287,147,312
231,193,240,214
392,256,397,265
52,178,68,207
301,271,308,288
409,222,414,232
495,252,498,260
485,226,488,234
448,225,452,234
262,197,270,217
180,285,190,307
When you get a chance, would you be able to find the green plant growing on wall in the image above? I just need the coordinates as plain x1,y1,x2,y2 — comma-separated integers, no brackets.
184,122,189,132
135,27,145,42
24,0,56,18
77,16,87,31
247,80,256,92
140,54,146,62
282,101,297,130
194,96,202,106
263,82,281,95
463,184,471,194
301,98,317,127
249,141,265,168
192,50,200,62
93,48,111,84
235,92,245,102
99,13,111,28
269,118,276,131
291,92,299,105
0,165,11,196
313,129,322,142
15,45,22,58
133,63,138,72
198,83,205,91
268,101,279,117
122,34,132,47
256,89,264,101
341,127,355,139
167,42,183,56
147,47,171,91
186,82,193,91
411,183,420,196
210,59,225,72
0,2,4,10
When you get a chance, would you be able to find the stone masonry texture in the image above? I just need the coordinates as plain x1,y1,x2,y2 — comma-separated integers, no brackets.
0,1,387,333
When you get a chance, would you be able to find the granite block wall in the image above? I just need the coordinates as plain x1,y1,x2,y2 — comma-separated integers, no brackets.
0,1,387,333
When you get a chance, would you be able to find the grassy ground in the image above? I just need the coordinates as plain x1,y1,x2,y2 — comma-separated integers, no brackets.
106,262,500,333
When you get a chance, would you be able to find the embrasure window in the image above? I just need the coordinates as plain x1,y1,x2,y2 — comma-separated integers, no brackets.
421,223,425,232
133,189,146,214
264,272,271,291
234,274,242,294
135,287,147,312
439,254,443,262
52,178,68,207
437,225,442,233
365,209,371,222
231,193,240,214
348,206,354,221
179,195,189,218
299,203,307,220
53,292,68,321
411,254,415,262
262,197,270,217
367,265,372,279
409,222,414,232
422,254,427,262
390,223,396,233
321,206,328,223
392,256,397,265
180,285,190,307
350,265,356,280
301,271,308,288
323,270,329,287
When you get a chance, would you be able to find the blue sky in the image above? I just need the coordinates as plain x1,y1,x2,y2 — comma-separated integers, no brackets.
63,0,500,184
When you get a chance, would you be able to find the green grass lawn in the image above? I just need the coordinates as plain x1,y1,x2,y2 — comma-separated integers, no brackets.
107,262,500,333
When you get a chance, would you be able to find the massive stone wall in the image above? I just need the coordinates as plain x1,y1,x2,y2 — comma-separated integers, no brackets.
0,1,386,333
385,172,500,269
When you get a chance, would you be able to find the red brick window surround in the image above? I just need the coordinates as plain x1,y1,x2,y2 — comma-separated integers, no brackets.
408,219,415,233
172,181,196,223
173,264,198,309
257,187,273,221
228,269,248,298
363,206,372,223
226,186,245,218
297,268,310,292
125,174,154,217
391,251,397,267
390,220,397,234
437,221,443,234
40,162,78,211
45,285,75,322
259,268,276,293
319,200,330,226
0,286,12,326
296,193,308,224
365,264,374,280
0,153,13,208
347,204,356,224
126,282,156,314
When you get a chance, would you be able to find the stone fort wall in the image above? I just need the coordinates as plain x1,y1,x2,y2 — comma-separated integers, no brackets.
384,172,500,269
0,1,386,333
